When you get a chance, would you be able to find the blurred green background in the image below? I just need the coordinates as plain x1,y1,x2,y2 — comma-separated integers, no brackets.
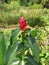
0,0,49,27
0,1,49,65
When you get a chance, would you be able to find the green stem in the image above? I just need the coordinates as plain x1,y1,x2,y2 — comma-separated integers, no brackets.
21,32,25,61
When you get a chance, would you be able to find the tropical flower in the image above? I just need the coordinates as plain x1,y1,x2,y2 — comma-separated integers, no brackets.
19,17,30,31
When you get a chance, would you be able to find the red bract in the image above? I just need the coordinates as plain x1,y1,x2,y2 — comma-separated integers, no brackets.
19,17,31,31
23,25,31,31
19,17,27,30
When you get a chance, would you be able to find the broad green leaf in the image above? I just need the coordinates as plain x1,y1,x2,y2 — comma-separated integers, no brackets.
10,27,20,45
0,39,4,65
26,54,41,65
25,35,40,62
0,33,8,65
5,40,20,65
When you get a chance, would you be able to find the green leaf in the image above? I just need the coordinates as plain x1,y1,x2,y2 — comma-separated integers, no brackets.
5,40,20,65
25,35,40,62
0,39,4,65
10,27,20,45
0,33,8,65
31,29,37,37
26,54,41,65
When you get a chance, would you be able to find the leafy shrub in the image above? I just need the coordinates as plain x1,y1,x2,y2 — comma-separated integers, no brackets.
26,16,45,27
19,0,39,6
0,2,49,27
29,3,43,9
0,24,49,65
0,26,41,65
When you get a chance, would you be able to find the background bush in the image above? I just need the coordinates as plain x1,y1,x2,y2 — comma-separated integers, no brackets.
0,4,49,27
0,0,49,27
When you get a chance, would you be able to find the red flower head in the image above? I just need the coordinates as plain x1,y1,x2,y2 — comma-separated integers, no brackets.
19,17,31,31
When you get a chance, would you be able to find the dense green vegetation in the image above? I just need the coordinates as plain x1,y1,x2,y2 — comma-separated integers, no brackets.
0,0,49,65
0,0,49,27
